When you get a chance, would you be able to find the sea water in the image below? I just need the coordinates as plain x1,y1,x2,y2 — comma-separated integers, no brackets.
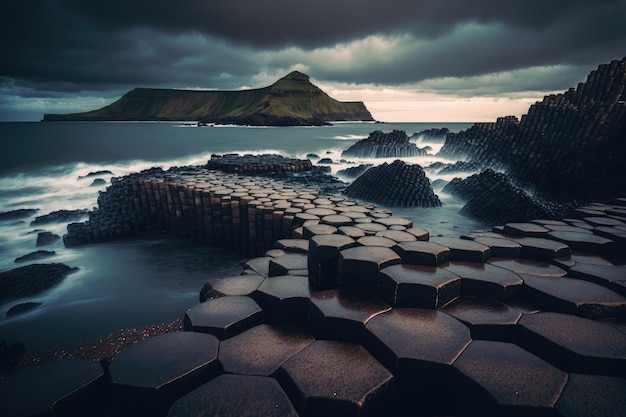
0,121,485,350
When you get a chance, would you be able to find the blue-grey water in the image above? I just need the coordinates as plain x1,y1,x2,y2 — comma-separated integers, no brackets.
0,121,485,350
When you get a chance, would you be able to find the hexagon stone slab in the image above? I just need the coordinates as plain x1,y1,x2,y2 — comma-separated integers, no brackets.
453,340,568,416
309,289,391,342
218,324,314,376
472,236,522,258
268,253,308,276
442,297,522,342
276,340,395,417
392,241,450,266
504,236,571,261
555,374,626,417
184,295,264,339
442,261,523,301
503,222,550,236
338,246,401,295
308,234,357,289
568,264,626,296
378,264,461,308
520,274,626,319
109,332,221,415
167,374,298,417
209,274,265,296
489,258,567,277
430,237,491,263
517,312,626,376
0,359,105,417
253,275,312,328
364,308,471,413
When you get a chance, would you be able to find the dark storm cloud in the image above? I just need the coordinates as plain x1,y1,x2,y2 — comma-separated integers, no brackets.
1,0,625,99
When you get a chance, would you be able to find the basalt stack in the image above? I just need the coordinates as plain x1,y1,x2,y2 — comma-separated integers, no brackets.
438,57,626,203
342,130,429,158
343,160,441,207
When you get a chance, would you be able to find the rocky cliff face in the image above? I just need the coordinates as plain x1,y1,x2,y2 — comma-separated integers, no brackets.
438,58,626,203
341,130,429,158
43,72,374,126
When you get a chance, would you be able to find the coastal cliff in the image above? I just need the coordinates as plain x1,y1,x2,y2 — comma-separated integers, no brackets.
438,57,626,203
43,71,374,126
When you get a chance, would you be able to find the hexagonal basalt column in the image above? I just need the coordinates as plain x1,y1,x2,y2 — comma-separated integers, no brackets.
392,241,450,266
337,246,401,295
555,374,626,417
109,332,221,415
308,234,357,289
378,264,461,308
356,235,397,247
276,238,309,253
430,237,491,263
405,227,430,241
184,295,264,339
517,312,626,376
207,274,265,297
354,222,388,235
0,359,105,417
320,214,353,227
252,275,312,328
503,222,550,236
568,264,626,296
472,236,522,258
453,340,568,416
302,223,338,238
364,308,471,413
338,225,366,238
547,232,613,255
374,216,413,228
520,274,626,319
443,261,523,301
218,324,314,376
268,253,309,276
508,236,571,261
276,340,395,417
167,374,298,417
441,297,522,341
309,289,391,342
489,258,567,277
375,230,417,243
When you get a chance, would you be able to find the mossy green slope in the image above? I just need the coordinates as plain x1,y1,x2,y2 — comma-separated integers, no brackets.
43,72,374,125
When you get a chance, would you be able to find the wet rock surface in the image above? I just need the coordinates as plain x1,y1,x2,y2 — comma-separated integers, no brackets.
7,164,626,416
0,263,78,303
341,130,428,158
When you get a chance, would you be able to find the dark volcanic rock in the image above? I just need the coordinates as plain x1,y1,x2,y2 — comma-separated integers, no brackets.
336,164,373,179
78,170,114,179
6,302,43,316
437,161,482,175
317,158,334,164
0,263,78,303
409,128,450,143
206,153,313,174
342,130,428,158
442,169,568,224
90,178,107,186
438,58,626,203
36,231,61,246
0,208,38,221
31,209,89,226
343,160,441,207
14,250,56,263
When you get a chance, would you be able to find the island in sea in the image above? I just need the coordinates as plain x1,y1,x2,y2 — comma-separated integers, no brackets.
42,71,374,126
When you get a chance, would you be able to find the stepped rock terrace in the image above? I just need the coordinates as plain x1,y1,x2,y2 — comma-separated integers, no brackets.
3,156,626,417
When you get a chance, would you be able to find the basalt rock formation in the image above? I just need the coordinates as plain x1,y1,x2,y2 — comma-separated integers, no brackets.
341,130,429,158
438,57,626,203
343,160,441,207
43,72,374,126
442,169,569,224
336,164,373,179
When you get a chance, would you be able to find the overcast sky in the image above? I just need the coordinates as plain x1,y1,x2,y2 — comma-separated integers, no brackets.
1,0,625,122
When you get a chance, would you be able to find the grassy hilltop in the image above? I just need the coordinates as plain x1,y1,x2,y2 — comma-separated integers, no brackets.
43,72,374,126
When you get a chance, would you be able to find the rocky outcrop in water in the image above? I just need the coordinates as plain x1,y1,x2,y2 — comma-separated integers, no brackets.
0,209,38,221
31,209,89,225
442,169,570,224
336,164,373,179
438,58,626,203
409,128,449,142
341,130,428,158
206,154,312,174
343,160,441,207
0,263,78,303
